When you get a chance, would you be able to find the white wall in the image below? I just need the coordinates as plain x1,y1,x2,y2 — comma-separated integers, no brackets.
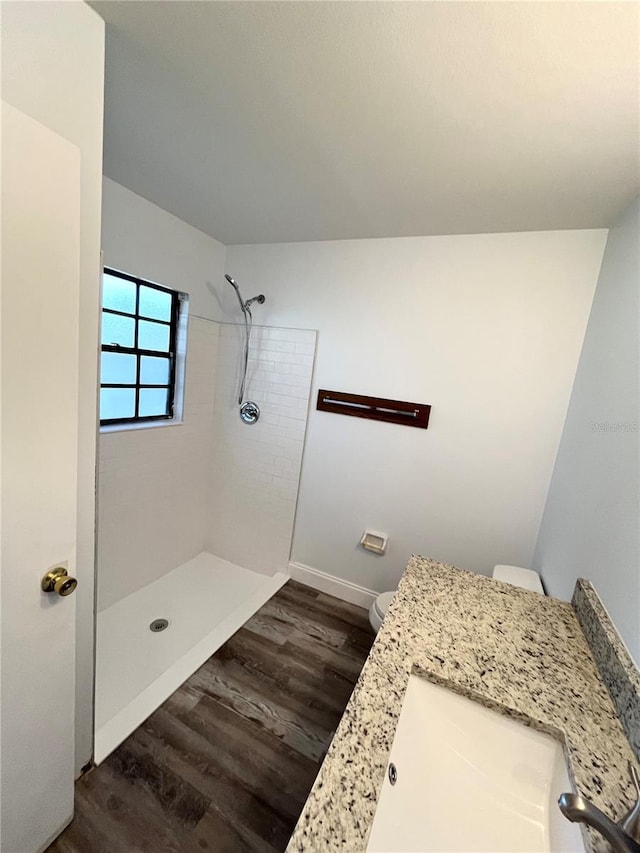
1,0,105,775
102,178,225,323
227,230,607,594
99,180,226,610
533,198,639,662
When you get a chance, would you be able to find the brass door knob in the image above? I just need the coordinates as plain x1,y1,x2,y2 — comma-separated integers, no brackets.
41,567,78,596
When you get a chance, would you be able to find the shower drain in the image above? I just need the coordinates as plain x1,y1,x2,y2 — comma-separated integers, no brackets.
149,618,169,633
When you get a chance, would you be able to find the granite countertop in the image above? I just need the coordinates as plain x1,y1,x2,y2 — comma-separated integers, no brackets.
286,556,640,853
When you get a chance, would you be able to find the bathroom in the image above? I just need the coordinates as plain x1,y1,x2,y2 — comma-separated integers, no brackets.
0,2,638,852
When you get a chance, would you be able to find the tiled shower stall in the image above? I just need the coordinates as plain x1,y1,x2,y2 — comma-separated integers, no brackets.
94,316,317,760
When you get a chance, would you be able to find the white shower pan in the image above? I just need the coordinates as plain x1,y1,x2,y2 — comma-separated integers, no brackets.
366,674,584,853
94,551,286,763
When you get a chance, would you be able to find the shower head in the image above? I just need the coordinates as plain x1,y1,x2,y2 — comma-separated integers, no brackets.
225,273,265,315
225,273,246,318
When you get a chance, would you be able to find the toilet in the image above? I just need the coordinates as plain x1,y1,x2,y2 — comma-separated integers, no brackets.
368,564,544,633
368,591,395,633
492,564,545,595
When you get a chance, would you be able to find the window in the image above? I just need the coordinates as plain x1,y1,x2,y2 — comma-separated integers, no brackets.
100,268,182,426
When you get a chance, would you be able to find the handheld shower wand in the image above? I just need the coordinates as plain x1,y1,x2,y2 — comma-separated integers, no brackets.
225,275,265,313
224,274,265,420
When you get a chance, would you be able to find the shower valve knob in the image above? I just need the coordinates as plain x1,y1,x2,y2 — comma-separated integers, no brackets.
240,401,260,424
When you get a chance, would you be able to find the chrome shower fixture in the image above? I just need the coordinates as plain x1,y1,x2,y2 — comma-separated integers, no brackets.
224,273,265,418
240,401,260,425
224,274,265,315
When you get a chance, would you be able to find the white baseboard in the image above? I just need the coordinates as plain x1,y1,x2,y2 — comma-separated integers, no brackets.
288,561,379,609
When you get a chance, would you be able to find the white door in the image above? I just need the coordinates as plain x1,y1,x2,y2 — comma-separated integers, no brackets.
1,101,81,853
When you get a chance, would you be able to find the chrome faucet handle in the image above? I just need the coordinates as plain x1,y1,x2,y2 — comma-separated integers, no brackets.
621,762,640,843
558,792,640,853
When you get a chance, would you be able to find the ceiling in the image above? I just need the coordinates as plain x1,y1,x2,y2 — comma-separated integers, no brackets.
91,1,639,245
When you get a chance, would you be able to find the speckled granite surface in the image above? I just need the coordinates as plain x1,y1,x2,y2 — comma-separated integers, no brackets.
573,578,640,761
286,557,639,853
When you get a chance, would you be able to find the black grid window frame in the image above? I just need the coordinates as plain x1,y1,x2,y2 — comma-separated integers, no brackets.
100,268,181,426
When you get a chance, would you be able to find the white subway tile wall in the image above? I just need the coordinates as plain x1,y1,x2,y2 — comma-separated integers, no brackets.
97,318,316,611
205,324,317,575
97,317,219,611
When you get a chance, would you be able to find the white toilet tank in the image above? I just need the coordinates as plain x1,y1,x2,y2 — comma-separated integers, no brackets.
492,564,545,595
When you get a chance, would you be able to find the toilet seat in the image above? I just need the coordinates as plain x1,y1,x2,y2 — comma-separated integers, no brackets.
369,591,395,633
373,591,395,619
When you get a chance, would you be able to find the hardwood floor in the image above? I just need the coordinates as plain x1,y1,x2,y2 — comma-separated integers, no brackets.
48,581,375,853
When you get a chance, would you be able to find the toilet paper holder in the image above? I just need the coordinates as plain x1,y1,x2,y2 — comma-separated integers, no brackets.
360,530,388,555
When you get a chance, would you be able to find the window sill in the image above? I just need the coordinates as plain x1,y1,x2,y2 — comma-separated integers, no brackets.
99,418,184,435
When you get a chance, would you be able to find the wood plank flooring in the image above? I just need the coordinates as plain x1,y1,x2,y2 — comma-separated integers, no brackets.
48,581,375,853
